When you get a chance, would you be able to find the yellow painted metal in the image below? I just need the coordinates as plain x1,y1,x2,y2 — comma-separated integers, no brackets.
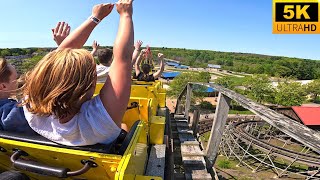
115,121,148,180
94,83,104,95
0,138,122,180
148,98,158,116
123,98,150,129
150,116,166,145
132,81,166,110
95,81,166,109
123,80,166,129
157,89,166,108
131,85,150,98
0,79,167,179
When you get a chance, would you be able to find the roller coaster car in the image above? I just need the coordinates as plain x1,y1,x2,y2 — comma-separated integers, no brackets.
0,80,167,180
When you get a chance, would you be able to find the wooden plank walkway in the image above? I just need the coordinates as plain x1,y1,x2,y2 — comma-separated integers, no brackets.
171,114,212,180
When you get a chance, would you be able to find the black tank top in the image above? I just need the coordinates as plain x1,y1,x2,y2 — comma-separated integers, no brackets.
137,72,155,82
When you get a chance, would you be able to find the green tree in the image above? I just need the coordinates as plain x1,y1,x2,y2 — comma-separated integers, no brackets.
225,60,233,66
296,61,314,80
1,49,11,57
214,76,236,89
199,72,211,82
167,72,209,100
216,59,224,65
274,82,307,106
243,74,274,103
253,65,265,74
199,101,214,109
306,79,320,102
21,55,44,73
273,65,292,77
314,68,320,79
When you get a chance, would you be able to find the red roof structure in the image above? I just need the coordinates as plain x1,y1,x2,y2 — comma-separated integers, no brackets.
292,106,320,126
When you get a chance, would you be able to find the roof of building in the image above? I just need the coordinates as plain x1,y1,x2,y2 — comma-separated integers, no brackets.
161,72,181,78
208,64,221,69
192,84,216,93
292,106,320,126
166,62,180,66
206,87,215,93
175,65,189,69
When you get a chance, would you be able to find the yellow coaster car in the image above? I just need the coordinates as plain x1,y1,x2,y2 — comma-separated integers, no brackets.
0,81,167,180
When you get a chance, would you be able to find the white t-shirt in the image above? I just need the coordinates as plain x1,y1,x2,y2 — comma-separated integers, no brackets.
96,64,110,82
23,95,121,146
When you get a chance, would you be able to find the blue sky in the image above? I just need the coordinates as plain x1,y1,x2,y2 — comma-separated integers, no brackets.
0,0,319,60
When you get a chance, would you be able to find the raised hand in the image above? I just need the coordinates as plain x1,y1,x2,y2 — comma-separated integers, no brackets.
91,40,100,55
153,53,165,79
140,49,147,55
134,40,143,50
131,40,143,65
158,53,164,59
93,40,100,50
92,3,114,20
58,3,114,50
52,22,70,46
116,0,133,16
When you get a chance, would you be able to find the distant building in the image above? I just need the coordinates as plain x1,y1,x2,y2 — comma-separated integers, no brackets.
161,72,181,80
5,55,31,60
275,106,320,130
166,62,180,67
291,106,320,130
165,61,189,69
5,55,32,67
175,65,189,69
208,64,221,69
192,84,218,97
32,52,39,56
271,80,313,87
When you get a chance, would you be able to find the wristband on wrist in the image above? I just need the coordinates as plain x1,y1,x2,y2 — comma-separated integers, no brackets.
89,16,101,24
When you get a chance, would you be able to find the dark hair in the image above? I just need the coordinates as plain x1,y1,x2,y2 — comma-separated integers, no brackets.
97,48,113,65
0,58,11,83
141,64,151,74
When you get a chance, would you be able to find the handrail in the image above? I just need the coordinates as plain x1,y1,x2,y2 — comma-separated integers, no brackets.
10,150,97,178
174,84,188,114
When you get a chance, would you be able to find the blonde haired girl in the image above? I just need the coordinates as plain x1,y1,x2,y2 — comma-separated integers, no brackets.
23,0,134,146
